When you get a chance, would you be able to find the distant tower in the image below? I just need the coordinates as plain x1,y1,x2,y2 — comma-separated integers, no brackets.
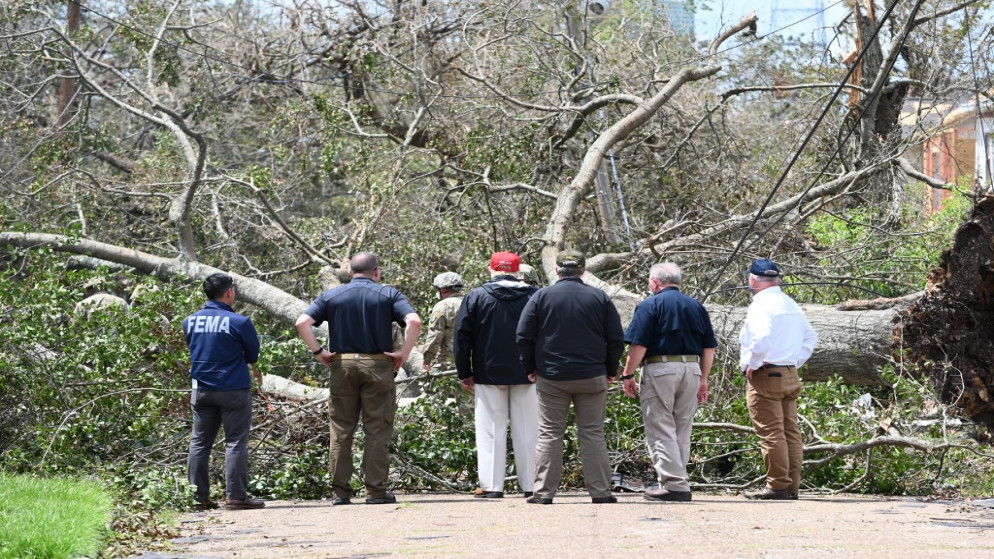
770,0,827,45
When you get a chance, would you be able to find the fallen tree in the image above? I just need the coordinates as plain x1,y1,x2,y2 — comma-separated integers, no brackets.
901,194,994,429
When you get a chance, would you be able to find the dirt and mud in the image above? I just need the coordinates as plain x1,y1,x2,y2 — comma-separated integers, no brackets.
131,491,994,558
901,194,994,428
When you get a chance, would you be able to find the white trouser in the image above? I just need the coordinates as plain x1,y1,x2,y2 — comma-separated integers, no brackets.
475,383,539,492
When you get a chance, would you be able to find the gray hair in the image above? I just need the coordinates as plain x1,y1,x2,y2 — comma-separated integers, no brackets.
750,273,780,286
649,262,681,285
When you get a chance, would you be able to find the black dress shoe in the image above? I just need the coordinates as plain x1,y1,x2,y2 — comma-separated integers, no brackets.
526,495,553,504
744,487,791,500
591,495,618,504
473,489,504,499
332,497,351,506
365,493,397,505
224,498,266,510
643,488,692,502
523,492,534,498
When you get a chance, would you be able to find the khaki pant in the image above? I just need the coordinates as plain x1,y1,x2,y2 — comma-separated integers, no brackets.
328,354,396,499
533,376,612,500
640,361,701,492
747,367,803,493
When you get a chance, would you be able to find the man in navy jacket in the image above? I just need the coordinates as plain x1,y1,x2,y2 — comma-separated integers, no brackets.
184,272,264,511
454,251,539,499
516,250,624,504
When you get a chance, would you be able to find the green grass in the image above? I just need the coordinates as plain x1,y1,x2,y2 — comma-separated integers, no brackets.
0,472,113,559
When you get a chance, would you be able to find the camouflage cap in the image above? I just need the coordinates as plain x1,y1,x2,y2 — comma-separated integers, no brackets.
556,250,585,268
432,271,464,289
518,263,540,285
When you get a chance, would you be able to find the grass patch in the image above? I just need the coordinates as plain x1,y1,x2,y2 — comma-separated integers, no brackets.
0,472,113,559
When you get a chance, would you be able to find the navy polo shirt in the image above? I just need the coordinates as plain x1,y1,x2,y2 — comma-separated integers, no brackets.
624,286,717,357
183,300,260,391
303,277,416,354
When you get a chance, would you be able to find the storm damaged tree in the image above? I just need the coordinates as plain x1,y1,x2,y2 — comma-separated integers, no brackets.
3,0,994,497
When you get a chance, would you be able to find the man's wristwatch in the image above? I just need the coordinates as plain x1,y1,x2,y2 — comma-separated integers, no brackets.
312,346,325,355
620,374,635,380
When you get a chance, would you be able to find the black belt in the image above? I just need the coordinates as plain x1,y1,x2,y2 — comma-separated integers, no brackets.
755,364,794,371
643,355,699,365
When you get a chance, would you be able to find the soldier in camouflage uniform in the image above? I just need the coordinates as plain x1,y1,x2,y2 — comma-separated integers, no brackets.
421,272,464,371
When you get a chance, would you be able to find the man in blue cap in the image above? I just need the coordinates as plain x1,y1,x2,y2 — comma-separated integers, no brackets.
739,259,817,500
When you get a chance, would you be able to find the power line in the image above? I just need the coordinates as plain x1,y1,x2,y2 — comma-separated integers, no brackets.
700,0,929,302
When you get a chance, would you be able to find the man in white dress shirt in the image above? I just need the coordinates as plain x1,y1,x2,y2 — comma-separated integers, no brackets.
739,259,817,500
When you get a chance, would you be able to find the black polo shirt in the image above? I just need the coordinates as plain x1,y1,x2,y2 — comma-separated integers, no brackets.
624,286,717,357
303,277,416,354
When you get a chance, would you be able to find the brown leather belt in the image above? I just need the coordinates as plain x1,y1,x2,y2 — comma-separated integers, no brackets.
643,355,699,365
332,353,393,362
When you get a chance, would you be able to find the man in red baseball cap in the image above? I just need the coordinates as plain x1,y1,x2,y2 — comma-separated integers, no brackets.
454,251,538,498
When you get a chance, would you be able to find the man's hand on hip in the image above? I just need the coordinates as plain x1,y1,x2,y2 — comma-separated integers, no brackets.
316,349,336,368
385,350,407,371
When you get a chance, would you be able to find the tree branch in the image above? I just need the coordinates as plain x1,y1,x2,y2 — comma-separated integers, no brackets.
538,13,760,282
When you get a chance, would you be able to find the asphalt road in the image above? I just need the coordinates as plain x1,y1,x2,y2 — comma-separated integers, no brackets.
132,492,994,558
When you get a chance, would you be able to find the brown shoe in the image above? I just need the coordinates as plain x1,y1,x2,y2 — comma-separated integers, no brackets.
744,487,791,500
224,498,266,510
193,501,218,511
643,488,692,502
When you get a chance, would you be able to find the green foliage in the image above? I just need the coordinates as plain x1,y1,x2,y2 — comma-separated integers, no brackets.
0,248,195,488
394,382,477,489
803,183,973,302
251,446,332,499
0,472,114,559
605,388,652,478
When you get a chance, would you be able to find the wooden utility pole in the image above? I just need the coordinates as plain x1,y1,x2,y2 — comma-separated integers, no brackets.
56,0,82,131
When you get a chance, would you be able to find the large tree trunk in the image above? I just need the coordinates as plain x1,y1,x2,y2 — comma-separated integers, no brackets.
707,302,908,387
7,189,994,429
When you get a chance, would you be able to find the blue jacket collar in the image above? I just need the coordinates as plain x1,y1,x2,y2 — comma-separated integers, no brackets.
204,300,234,312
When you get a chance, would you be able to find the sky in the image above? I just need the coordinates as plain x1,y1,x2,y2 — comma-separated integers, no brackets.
694,0,853,47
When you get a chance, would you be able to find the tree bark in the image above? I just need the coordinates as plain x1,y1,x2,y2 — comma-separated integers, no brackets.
706,302,904,386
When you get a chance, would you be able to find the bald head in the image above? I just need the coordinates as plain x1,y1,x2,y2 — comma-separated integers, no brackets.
350,252,379,277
